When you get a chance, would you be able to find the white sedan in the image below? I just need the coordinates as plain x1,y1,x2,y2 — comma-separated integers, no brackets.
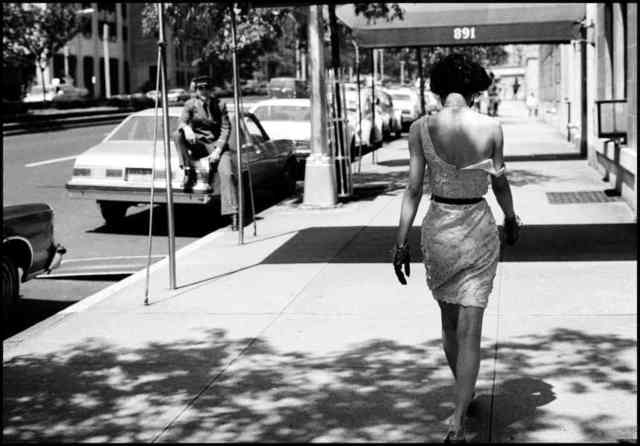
66,107,298,226
250,98,355,178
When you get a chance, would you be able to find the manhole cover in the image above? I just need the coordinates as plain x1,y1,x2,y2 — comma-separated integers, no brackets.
546,190,622,204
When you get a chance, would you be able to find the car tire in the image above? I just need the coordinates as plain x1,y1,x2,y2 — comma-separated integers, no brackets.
2,255,19,326
98,201,129,226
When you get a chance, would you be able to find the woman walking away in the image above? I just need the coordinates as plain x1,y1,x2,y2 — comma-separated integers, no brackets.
391,54,521,443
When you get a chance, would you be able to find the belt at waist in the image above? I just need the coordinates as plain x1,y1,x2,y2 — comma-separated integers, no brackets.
431,195,483,205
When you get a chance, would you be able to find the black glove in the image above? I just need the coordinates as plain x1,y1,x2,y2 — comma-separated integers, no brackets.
392,242,411,285
504,215,522,246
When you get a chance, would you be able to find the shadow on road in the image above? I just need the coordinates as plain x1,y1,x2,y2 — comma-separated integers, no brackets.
87,186,298,238
3,326,634,442
3,299,74,340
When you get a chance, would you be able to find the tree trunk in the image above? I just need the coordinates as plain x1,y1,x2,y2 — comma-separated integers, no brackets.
39,65,47,102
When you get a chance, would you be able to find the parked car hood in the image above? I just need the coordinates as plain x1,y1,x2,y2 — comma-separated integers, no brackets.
260,121,310,141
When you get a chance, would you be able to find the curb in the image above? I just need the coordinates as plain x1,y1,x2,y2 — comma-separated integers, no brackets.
3,226,234,347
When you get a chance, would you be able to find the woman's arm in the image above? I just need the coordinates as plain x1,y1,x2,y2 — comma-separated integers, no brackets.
395,120,427,247
490,123,515,219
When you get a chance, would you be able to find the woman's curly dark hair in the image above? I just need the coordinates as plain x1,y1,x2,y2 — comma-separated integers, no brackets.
429,53,492,99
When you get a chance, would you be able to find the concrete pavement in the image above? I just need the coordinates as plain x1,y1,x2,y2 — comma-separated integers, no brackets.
3,105,637,443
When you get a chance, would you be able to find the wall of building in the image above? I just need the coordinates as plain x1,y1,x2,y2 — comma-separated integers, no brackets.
588,2,637,214
36,2,196,97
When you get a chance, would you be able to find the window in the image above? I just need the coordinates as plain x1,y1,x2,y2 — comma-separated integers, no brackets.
121,3,126,19
80,16,92,38
244,116,267,142
123,26,128,41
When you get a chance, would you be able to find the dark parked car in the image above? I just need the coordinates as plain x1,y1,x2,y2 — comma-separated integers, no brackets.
267,77,309,99
2,204,66,322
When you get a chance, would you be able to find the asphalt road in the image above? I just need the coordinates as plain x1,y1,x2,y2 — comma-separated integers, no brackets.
2,116,289,339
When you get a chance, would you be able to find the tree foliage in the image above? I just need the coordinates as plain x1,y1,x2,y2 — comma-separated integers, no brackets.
2,3,80,99
141,2,292,84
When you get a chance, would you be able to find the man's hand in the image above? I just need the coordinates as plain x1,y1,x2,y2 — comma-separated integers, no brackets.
392,242,411,285
208,146,222,163
183,126,196,143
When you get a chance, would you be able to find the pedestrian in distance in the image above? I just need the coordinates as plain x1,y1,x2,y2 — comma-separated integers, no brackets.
392,53,521,443
526,91,539,118
487,72,500,117
173,75,239,230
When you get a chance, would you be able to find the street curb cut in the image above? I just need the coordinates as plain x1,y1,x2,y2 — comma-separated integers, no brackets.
59,228,233,315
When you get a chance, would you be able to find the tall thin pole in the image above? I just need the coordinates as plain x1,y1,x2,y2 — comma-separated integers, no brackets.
157,2,176,289
103,23,111,98
579,26,588,158
231,4,244,244
353,41,363,173
370,48,376,164
417,47,425,115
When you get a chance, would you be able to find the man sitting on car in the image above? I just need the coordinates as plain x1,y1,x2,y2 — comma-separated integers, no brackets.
173,76,239,229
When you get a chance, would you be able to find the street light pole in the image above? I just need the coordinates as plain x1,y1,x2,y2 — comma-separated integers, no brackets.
157,2,176,289
230,4,245,244
103,22,111,98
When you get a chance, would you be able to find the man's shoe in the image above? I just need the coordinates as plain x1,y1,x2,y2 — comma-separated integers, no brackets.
182,167,196,193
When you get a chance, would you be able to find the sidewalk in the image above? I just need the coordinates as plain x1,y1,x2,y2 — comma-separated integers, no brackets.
3,111,637,442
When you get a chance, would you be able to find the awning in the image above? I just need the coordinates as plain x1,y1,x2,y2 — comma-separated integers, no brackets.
336,3,586,48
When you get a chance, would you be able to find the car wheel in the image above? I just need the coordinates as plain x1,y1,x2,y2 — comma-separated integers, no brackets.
2,255,19,326
98,201,129,226
280,160,298,197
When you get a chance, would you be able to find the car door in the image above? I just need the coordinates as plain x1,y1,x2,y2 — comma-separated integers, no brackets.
241,114,272,185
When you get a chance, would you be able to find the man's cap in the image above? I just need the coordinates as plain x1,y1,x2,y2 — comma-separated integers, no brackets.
192,76,213,89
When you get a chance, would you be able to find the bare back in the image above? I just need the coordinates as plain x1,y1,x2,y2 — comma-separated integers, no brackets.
427,108,499,169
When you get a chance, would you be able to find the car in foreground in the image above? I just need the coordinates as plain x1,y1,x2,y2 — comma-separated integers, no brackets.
2,204,66,322
66,106,299,226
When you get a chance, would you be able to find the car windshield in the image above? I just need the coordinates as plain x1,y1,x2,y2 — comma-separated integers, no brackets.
253,105,310,121
107,116,181,141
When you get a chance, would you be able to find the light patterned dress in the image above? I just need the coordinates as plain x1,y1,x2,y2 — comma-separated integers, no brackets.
416,117,504,308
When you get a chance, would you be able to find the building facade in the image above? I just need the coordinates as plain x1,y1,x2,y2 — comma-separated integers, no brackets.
536,3,636,213
36,2,198,96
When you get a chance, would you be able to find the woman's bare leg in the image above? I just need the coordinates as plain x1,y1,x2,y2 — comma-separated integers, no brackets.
438,301,459,379
450,305,485,434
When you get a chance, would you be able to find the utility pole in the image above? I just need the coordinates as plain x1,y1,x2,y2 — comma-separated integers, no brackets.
400,60,405,85
303,5,336,207
157,2,176,288
416,47,425,115
103,22,111,98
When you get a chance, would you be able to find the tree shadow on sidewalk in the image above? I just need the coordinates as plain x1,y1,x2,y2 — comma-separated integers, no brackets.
3,326,635,442
261,223,637,264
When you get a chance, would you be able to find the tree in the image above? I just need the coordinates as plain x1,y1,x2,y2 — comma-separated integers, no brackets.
3,3,80,101
140,3,291,86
